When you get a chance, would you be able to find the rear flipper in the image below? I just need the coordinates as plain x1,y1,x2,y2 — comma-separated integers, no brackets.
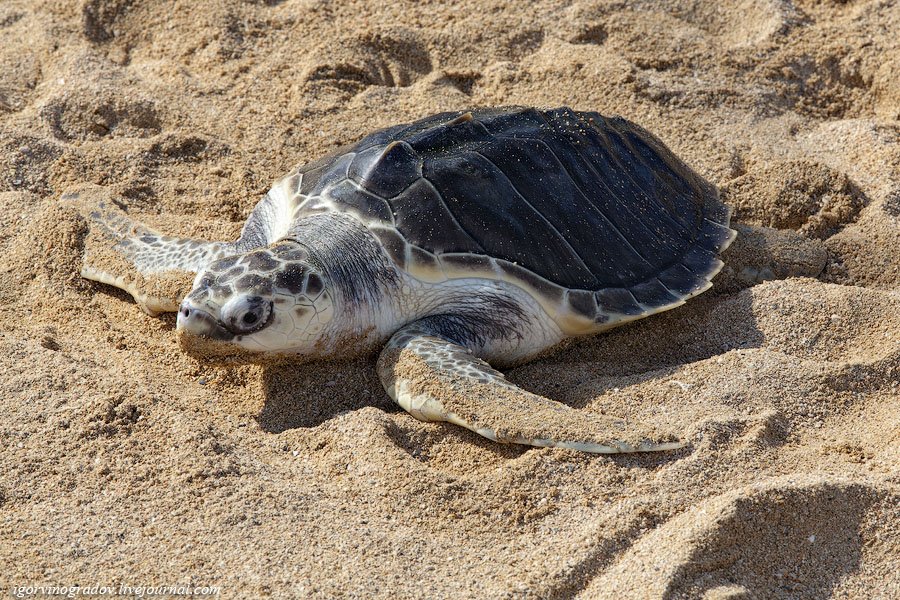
71,194,229,315
377,320,684,453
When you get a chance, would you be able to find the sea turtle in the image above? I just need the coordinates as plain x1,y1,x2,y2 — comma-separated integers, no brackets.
78,106,735,453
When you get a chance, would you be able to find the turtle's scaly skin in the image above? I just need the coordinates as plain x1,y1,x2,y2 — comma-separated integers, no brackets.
77,106,735,453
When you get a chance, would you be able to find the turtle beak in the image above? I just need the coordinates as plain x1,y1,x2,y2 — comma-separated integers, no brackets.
176,301,234,341
175,300,274,363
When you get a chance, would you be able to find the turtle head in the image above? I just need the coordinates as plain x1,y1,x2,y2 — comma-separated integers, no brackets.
176,242,334,362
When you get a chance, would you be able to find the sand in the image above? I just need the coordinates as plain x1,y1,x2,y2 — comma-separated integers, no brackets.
0,0,898,597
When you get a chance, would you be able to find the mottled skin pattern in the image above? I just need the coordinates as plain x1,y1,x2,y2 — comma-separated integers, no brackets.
178,243,334,353
78,107,736,453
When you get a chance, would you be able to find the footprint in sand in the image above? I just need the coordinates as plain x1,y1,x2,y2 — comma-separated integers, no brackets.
298,29,433,110
40,86,161,142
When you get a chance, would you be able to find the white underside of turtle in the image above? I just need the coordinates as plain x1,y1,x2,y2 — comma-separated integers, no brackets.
75,107,736,454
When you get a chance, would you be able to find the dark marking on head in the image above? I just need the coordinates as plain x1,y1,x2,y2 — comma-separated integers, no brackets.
275,264,307,295
305,274,323,297
186,287,211,304
209,283,234,298
224,266,244,280
294,306,311,319
283,248,309,262
272,243,308,262
245,250,280,272
236,273,272,295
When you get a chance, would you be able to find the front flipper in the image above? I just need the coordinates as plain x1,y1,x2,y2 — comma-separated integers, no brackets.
377,321,684,454
71,182,296,315
77,199,229,315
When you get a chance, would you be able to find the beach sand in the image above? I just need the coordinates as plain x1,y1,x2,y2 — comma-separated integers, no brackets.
0,0,898,597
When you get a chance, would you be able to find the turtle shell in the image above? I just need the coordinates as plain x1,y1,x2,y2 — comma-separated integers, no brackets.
282,106,735,333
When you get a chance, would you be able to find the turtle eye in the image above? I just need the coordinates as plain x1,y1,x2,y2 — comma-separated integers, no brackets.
221,295,272,334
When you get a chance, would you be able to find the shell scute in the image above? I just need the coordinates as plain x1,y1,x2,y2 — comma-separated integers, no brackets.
595,288,644,316
477,107,548,138
629,278,681,307
697,219,737,253
325,179,394,223
406,246,446,283
387,178,476,254
300,152,354,197
657,263,706,296
424,149,598,287
565,289,598,319
348,141,422,199
405,115,492,155
439,252,494,278
370,226,408,271
497,261,565,305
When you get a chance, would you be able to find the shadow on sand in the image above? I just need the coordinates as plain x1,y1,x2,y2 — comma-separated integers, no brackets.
255,356,394,433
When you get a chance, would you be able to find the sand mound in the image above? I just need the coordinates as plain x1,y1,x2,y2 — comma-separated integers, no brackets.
1,0,897,597
587,476,898,599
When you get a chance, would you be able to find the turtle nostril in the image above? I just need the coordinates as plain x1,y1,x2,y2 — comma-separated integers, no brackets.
180,306,192,319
